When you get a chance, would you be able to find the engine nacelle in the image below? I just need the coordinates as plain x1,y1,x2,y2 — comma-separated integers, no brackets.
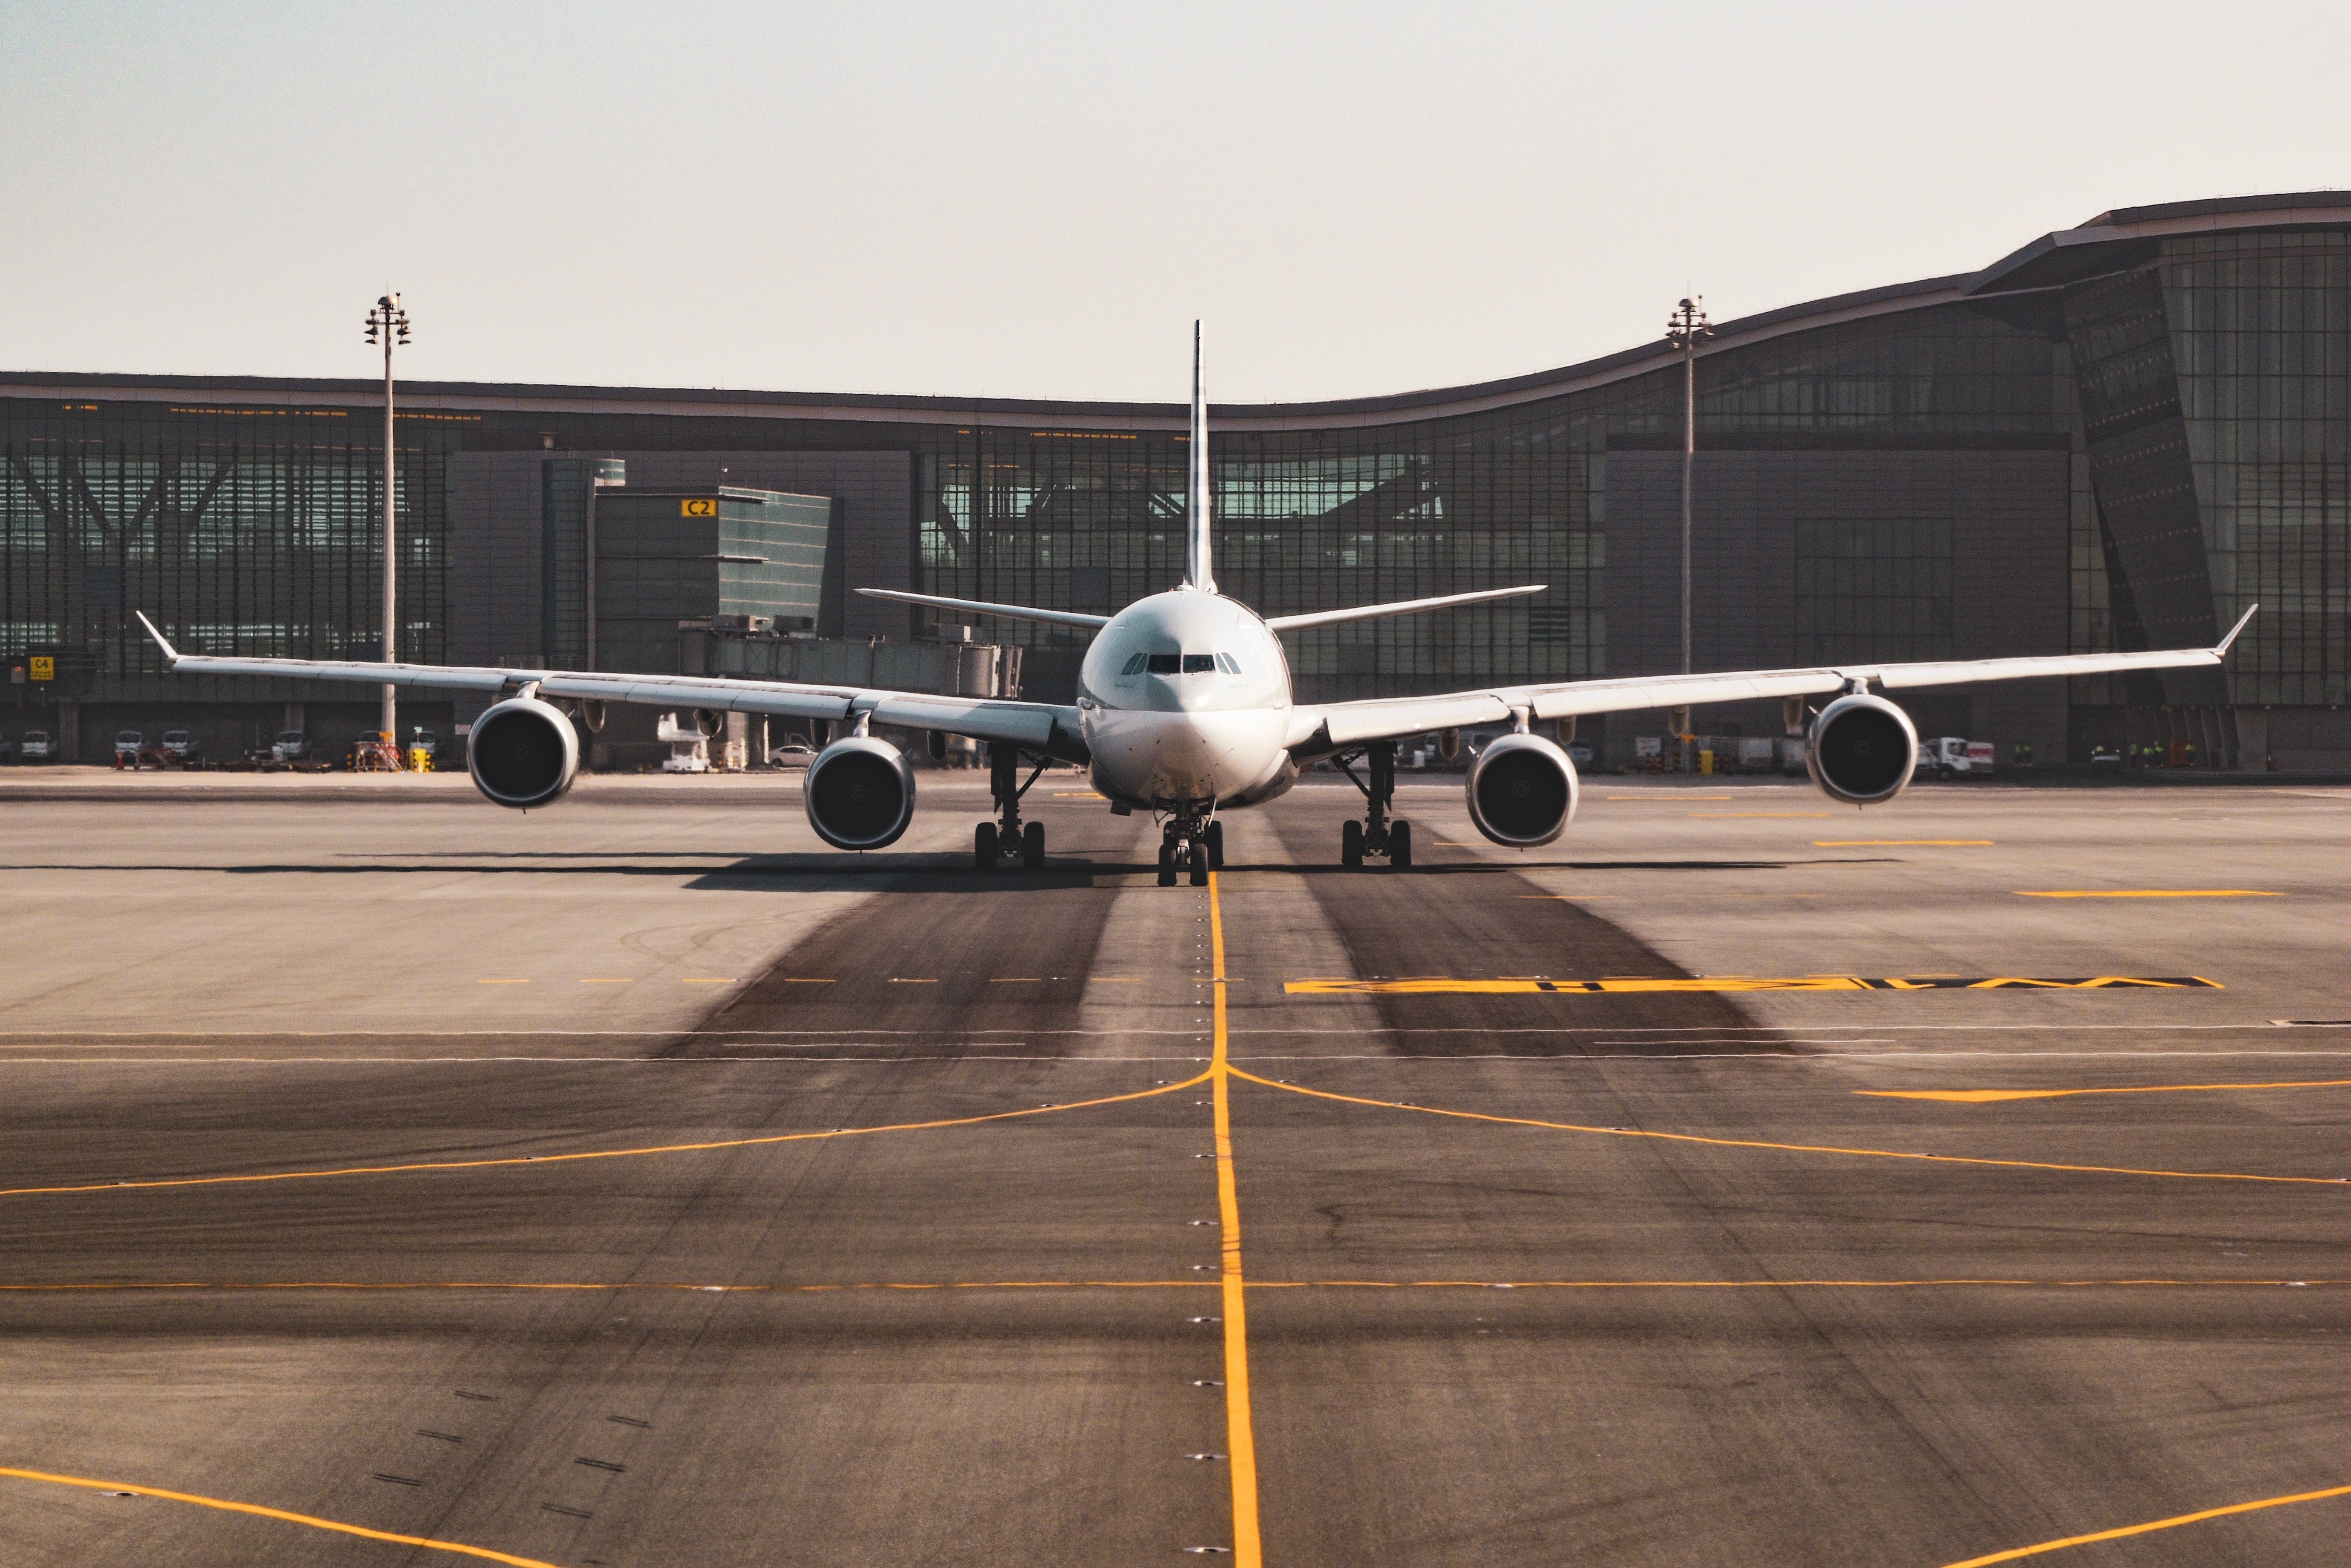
1806,692,1918,806
1465,731,1579,847
804,736,917,849
467,696,581,809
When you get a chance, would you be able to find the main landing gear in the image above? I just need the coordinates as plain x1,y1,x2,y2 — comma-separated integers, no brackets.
1157,811,1223,888
973,742,1048,872
1334,739,1413,871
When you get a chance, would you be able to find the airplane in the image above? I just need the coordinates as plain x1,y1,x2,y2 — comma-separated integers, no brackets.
137,327,2257,889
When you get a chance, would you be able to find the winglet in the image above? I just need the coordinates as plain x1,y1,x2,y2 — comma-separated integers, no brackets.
133,611,180,667
2216,602,2258,656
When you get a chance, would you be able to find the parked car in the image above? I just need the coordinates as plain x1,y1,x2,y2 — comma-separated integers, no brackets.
767,742,816,768
160,729,200,762
18,729,52,762
270,730,311,763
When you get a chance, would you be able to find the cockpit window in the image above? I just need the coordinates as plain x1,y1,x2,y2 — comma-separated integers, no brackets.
1181,654,1216,673
1121,652,1148,675
1146,653,1181,674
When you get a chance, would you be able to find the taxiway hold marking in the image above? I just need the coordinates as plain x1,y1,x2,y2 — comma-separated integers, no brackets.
1862,1078,2351,1104
1207,870,1263,1568
1935,1479,2351,1566
0,1075,1212,1198
1224,1070,2343,1186
2016,890,2283,898
0,1465,560,1567
1283,976,2222,995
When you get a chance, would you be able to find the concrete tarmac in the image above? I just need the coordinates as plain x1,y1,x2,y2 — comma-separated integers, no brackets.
1,768,2348,1566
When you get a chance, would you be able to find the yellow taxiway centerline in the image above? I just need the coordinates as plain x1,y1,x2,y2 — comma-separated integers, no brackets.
2016,890,2283,898
1207,869,1263,1568
1863,1077,2351,1104
0,1465,560,1567
1935,1479,2351,1566
0,1074,1212,1199
1224,1069,2347,1186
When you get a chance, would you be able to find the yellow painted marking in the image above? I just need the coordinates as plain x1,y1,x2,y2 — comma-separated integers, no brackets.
2017,889,2283,898
1051,791,1107,798
4,1276,2342,1295
1607,794,1732,801
783,977,834,983
1208,870,1262,1568
1285,975,2220,995
1224,1070,2345,1186
0,1076,1210,1199
1694,811,1831,818
0,1464,559,1567
1863,1078,2351,1104
475,979,530,985
1816,839,1993,847
1935,1480,2351,1566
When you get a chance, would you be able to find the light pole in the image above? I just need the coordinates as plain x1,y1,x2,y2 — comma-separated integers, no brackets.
1664,296,1713,679
364,293,411,744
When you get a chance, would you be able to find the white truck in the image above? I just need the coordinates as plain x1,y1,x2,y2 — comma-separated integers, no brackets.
1917,736,1995,780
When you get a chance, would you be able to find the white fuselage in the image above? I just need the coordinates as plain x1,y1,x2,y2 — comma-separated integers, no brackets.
1074,589,1298,813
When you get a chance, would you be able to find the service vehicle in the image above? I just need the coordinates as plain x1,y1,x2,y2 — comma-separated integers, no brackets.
1916,736,1995,780
270,730,311,763
18,729,51,762
160,729,200,762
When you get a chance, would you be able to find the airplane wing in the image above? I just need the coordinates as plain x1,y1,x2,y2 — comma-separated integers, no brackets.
133,614,1089,762
1285,605,2259,753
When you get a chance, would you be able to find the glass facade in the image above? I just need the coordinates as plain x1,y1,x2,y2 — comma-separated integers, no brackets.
5,199,2348,765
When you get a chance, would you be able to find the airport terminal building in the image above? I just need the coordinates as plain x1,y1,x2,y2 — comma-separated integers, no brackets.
3,191,2346,768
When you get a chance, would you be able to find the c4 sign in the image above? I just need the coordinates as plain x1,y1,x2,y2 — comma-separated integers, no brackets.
29,656,54,681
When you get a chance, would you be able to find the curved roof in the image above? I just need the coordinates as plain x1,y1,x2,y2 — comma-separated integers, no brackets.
6,191,2348,436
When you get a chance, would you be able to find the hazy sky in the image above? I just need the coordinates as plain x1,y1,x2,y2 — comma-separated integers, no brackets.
3,2,2345,403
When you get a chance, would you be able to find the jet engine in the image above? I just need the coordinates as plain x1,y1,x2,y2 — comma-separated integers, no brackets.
1465,731,1579,847
804,736,917,849
1806,692,1918,806
467,696,580,809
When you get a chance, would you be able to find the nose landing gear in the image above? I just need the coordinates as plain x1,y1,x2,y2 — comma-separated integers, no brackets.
1157,810,1220,887
1334,740,1413,870
973,742,1049,872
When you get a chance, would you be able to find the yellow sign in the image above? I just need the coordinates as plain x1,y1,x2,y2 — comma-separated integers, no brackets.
28,656,53,681
681,498,717,517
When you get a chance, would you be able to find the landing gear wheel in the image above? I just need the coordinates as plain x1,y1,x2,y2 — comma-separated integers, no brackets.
1341,818,1364,868
1158,840,1178,887
974,822,997,870
1022,820,1045,870
1390,818,1413,870
1189,837,1211,886
1204,820,1224,870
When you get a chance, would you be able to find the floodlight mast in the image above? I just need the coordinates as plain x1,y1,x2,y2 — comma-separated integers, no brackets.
363,293,412,741
1665,296,1714,682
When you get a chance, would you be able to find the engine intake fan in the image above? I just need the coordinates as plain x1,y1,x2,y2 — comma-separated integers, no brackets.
804,736,917,849
1465,731,1579,847
1806,692,1917,806
467,696,580,809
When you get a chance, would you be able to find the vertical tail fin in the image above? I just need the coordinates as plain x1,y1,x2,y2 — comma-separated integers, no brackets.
1185,320,1216,593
